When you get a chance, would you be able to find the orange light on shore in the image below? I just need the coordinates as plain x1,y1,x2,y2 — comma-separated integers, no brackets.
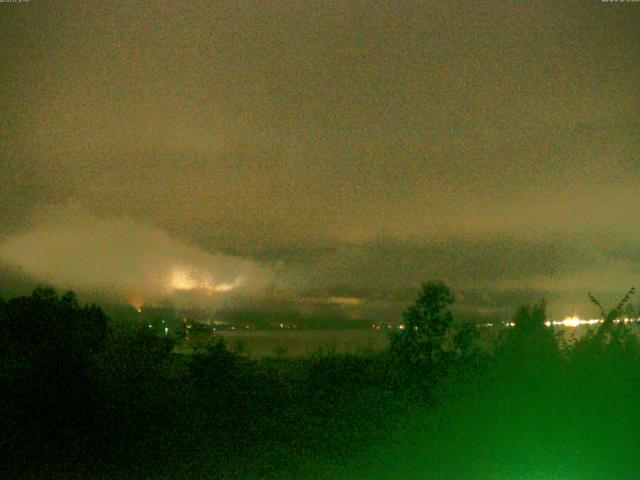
130,297,144,313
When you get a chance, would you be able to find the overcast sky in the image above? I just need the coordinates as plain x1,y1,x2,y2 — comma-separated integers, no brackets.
1,1,639,321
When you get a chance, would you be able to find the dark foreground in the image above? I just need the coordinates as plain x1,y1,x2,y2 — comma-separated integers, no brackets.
2,285,640,479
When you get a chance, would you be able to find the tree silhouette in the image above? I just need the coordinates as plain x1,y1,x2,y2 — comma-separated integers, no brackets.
0,287,110,438
513,300,547,337
390,281,454,373
582,288,638,356
494,299,559,372
588,287,636,326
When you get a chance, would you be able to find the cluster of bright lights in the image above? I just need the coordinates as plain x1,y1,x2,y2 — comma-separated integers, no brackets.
377,317,640,330
547,316,636,328
545,316,602,328
488,316,638,329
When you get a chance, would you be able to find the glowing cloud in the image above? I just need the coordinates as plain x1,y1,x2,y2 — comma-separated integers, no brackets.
0,206,270,306
167,266,245,294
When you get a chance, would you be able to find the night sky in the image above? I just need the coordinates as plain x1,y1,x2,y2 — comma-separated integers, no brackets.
1,1,639,322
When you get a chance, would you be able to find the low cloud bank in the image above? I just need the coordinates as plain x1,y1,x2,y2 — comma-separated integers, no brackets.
0,207,271,308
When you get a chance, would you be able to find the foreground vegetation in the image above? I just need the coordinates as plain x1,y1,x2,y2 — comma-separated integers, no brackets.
2,283,640,479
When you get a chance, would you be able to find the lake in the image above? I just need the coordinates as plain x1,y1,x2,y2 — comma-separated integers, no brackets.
172,323,640,358
174,328,390,358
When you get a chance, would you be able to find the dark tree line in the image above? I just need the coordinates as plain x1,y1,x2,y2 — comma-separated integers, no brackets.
1,283,640,478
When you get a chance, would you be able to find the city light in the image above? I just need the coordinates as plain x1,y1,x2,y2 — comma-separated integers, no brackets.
479,316,638,329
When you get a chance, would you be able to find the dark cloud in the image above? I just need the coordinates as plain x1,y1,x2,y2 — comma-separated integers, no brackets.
1,1,639,321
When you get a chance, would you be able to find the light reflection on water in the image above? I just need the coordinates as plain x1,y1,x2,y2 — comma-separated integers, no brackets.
175,321,640,358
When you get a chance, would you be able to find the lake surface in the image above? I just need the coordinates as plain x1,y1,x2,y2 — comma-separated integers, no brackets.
175,328,390,358
173,323,640,358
